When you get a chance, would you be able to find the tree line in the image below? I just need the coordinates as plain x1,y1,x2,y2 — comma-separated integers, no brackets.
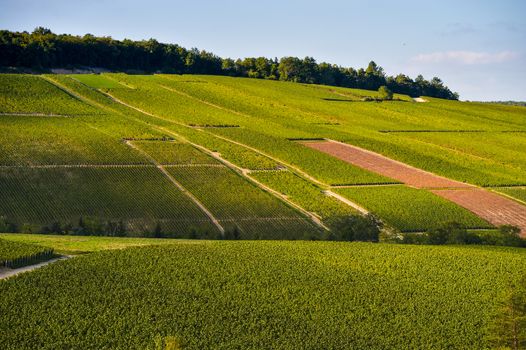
0,27,458,99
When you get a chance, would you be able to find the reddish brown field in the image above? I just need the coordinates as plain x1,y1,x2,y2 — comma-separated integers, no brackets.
303,140,526,235
302,141,472,189
432,189,526,235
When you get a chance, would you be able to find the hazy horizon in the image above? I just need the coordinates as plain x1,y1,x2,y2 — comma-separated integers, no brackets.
1,0,525,101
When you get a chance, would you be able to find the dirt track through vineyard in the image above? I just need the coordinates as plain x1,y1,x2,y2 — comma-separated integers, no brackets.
0,256,72,280
303,140,526,235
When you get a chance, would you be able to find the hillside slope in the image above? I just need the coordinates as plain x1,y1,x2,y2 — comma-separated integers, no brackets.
0,73,525,236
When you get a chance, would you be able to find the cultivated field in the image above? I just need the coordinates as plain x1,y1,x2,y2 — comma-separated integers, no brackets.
1,73,525,235
0,240,524,349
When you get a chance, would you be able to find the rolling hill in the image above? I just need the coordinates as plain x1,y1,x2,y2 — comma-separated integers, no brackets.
1,73,526,237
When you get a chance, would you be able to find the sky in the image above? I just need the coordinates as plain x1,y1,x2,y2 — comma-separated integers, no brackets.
1,0,525,101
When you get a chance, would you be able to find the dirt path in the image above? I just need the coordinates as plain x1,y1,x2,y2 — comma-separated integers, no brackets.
126,141,225,235
303,140,526,235
413,97,427,103
324,191,369,215
0,256,72,280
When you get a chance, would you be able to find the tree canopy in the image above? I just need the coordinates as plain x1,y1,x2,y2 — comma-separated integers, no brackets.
0,27,459,99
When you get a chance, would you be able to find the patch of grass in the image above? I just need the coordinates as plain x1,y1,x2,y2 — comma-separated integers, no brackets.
0,233,186,254
494,187,526,203
73,74,124,89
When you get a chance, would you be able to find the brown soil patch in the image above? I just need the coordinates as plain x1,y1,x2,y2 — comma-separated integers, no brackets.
302,140,472,189
431,189,526,236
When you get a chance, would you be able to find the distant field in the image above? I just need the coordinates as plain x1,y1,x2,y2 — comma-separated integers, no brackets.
72,74,124,89
0,73,525,236
0,241,524,349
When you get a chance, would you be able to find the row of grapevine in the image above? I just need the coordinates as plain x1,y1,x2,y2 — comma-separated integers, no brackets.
250,170,357,220
0,75,102,115
0,238,54,269
0,115,150,166
165,166,320,238
167,126,281,170
131,140,220,165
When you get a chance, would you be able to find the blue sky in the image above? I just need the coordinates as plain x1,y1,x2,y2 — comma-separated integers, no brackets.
1,0,525,100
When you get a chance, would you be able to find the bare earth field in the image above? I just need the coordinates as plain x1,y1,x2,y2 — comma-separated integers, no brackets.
431,189,526,234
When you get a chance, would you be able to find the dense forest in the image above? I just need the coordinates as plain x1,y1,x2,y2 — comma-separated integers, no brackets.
0,27,459,99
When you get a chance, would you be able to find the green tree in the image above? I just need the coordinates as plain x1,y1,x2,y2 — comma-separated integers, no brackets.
330,214,382,242
378,86,393,100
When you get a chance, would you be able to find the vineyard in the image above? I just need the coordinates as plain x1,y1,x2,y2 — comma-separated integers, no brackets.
335,186,492,231
0,166,219,236
0,74,101,115
165,166,320,238
496,187,526,203
1,70,526,350
251,171,357,220
0,73,525,237
0,238,54,269
0,241,524,349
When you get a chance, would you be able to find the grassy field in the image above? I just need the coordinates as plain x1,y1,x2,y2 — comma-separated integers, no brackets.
0,73,525,237
0,233,185,254
0,241,524,349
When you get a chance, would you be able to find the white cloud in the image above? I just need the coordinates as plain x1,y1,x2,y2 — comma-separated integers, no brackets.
411,51,519,65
